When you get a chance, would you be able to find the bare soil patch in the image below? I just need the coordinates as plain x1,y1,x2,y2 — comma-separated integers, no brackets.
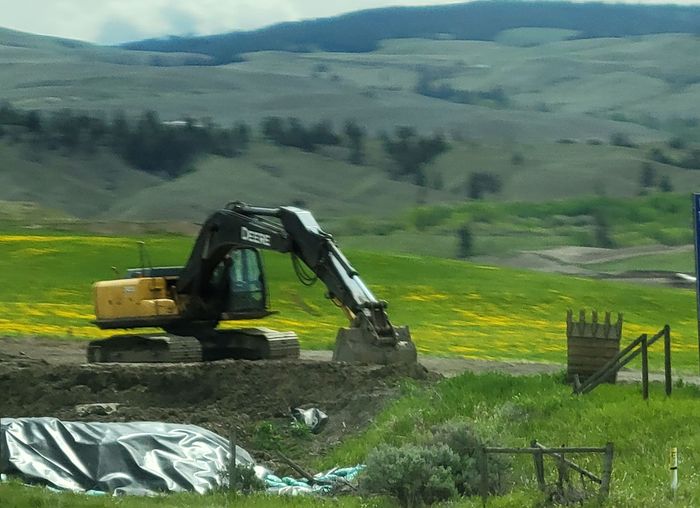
0,338,433,468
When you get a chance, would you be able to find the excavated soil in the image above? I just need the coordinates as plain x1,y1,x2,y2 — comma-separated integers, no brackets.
0,339,434,466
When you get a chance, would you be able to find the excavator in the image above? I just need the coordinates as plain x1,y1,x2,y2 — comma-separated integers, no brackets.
88,202,417,365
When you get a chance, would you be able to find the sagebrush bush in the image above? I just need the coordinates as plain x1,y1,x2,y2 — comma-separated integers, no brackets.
361,443,458,507
429,420,510,496
361,420,510,506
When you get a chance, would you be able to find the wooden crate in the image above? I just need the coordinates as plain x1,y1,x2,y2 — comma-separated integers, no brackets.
566,310,622,383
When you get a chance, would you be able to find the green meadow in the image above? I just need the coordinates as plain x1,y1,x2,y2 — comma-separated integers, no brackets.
0,229,695,371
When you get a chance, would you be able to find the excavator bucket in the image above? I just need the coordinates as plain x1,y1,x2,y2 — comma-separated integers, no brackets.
332,325,417,364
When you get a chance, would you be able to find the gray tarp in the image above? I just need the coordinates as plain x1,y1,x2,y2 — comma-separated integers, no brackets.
0,418,253,495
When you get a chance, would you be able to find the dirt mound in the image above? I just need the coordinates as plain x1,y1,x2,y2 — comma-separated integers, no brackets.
0,358,433,465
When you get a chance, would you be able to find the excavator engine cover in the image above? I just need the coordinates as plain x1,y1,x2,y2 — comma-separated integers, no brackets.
332,326,417,364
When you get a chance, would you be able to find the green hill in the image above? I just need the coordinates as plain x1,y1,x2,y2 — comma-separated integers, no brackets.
123,1,700,62
0,27,681,140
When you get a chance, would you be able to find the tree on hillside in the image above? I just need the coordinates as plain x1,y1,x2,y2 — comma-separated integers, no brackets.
610,132,637,148
456,224,474,258
382,127,449,186
24,111,42,134
659,175,673,192
310,120,340,146
344,120,366,165
679,149,700,170
593,212,615,248
639,162,656,191
260,117,340,152
467,172,502,200
261,116,284,143
667,137,686,150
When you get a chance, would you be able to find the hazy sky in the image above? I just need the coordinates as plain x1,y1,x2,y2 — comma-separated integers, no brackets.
1,0,698,45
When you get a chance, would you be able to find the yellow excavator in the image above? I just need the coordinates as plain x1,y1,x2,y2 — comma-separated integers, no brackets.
89,202,417,365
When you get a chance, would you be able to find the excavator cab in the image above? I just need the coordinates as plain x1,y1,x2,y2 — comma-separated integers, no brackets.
225,248,267,316
209,248,269,320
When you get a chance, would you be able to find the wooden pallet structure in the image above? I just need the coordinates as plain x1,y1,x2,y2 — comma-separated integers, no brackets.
566,310,623,384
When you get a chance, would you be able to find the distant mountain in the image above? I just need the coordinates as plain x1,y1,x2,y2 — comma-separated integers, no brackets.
123,1,700,64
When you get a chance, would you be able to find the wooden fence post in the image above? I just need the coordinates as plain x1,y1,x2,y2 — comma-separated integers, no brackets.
479,446,489,505
531,439,546,492
229,432,237,491
664,325,672,396
599,442,614,500
641,334,649,400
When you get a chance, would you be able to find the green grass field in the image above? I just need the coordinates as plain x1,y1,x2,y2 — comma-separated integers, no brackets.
0,230,696,371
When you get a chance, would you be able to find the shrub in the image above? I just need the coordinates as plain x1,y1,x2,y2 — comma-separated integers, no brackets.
222,464,266,493
428,420,510,496
609,132,637,148
252,421,282,451
361,420,510,507
361,444,459,507
668,136,686,150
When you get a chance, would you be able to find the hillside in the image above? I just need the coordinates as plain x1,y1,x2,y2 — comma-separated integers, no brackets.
3,132,700,230
101,140,700,224
0,141,161,217
1,8,698,228
123,1,700,64
1,26,691,138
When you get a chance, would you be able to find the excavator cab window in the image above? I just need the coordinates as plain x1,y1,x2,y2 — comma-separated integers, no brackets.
227,248,267,314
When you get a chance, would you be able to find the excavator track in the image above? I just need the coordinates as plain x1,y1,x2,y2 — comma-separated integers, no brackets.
86,334,203,364
86,328,300,364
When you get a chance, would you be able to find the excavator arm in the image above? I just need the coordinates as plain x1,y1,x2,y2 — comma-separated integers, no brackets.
175,203,405,349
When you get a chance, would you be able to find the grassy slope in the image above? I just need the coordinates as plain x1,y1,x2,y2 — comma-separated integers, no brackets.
102,143,454,222
0,231,696,371
102,138,700,224
0,141,162,218
335,193,698,259
323,373,700,507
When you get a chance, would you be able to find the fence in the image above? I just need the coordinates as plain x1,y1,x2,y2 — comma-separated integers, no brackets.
574,325,671,398
478,441,614,504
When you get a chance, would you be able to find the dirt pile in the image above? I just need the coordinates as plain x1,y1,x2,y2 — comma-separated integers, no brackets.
0,357,433,465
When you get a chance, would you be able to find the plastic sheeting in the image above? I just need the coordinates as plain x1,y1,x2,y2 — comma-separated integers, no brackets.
291,407,329,433
0,418,253,495
263,465,365,495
